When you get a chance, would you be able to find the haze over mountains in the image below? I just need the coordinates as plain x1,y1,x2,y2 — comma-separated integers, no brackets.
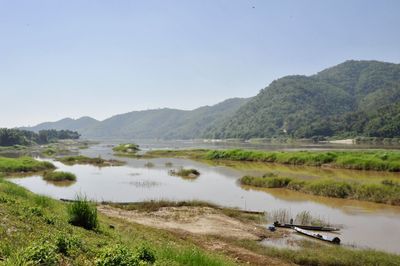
24,60,400,140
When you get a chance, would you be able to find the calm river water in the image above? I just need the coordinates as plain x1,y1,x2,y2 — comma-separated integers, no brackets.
7,142,400,254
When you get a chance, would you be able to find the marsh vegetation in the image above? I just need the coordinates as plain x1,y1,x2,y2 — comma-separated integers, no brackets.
112,143,140,156
169,168,200,179
0,156,55,173
241,173,400,205
57,155,124,167
43,171,77,182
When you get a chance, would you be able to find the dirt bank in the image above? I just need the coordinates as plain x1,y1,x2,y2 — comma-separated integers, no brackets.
98,205,268,240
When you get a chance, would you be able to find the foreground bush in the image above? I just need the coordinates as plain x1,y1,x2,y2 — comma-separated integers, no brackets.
95,244,155,266
68,194,98,230
23,241,59,265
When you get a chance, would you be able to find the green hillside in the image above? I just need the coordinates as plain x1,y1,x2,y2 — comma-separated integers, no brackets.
207,60,400,139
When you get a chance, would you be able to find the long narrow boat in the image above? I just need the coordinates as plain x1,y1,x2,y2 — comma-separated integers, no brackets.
273,221,340,232
294,227,341,244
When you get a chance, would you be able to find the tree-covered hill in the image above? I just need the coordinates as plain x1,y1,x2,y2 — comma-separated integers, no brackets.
22,60,400,140
0,129,80,146
207,60,400,139
83,98,250,139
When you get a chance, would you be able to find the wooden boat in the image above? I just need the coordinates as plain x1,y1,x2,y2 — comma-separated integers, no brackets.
273,221,340,232
294,226,341,244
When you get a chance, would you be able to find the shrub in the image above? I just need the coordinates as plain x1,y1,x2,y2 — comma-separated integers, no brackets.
136,245,156,264
95,245,140,266
23,241,58,265
55,234,82,256
68,194,98,230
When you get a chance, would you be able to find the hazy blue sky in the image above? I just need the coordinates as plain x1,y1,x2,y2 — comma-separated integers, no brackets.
1,0,399,127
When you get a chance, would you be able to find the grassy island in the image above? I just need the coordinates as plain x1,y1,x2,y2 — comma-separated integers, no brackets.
240,173,400,205
57,155,124,167
169,168,200,179
0,157,55,173
112,143,140,156
145,149,400,172
43,171,77,182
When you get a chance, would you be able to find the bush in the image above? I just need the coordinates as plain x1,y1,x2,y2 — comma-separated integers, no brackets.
68,194,98,230
136,245,156,263
55,234,81,256
95,245,140,266
23,241,58,265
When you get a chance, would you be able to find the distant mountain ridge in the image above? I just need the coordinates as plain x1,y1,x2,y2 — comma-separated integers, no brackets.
23,98,250,139
24,60,400,139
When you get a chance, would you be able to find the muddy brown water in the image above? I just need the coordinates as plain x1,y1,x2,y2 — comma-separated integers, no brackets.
6,142,400,254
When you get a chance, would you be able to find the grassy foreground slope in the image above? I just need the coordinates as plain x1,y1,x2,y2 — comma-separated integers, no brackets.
0,179,234,265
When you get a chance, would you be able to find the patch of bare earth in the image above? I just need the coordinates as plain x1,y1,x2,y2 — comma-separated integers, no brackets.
98,205,293,265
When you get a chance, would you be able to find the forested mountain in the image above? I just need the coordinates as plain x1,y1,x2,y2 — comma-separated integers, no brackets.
24,98,249,139
207,60,400,139
24,116,100,133
23,60,400,140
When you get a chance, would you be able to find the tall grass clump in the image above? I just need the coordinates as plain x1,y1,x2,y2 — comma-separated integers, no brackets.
241,174,400,205
241,173,292,188
68,194,98,230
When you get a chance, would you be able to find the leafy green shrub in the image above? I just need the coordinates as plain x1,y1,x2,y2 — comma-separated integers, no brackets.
68,194,98,230
23,241,58,265
136,245,156,264
95,244,140,266
55,234,81,256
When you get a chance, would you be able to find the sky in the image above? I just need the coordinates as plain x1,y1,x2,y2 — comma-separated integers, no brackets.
1,0,400,127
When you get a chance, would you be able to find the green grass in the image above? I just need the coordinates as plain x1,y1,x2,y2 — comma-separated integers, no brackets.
43,171,77,182
144,149,209,159
240,174,400,205
57,155,124,167
145,149,400,172
0,179,235,265
112,143,140,156
0,156,55,173
206,149,400,171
